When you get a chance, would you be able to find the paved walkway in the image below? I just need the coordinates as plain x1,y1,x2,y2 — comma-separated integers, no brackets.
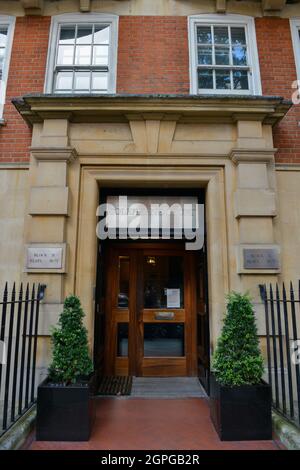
26,398,283,450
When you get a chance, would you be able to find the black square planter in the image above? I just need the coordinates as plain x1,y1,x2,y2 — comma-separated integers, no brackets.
36,378,96,441
210,373,272,441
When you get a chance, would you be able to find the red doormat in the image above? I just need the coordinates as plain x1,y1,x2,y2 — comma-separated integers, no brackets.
97,376,133,396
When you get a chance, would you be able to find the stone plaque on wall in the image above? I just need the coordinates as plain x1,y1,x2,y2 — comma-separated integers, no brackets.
25,244,66,273
243,248,280,270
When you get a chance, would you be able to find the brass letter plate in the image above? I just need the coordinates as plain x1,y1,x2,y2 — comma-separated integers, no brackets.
155,312,175,320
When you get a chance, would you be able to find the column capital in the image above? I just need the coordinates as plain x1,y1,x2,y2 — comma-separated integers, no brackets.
30,147,78,164
229,148,276,165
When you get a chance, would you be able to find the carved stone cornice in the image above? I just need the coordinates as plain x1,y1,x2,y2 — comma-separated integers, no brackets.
229,148,276,164
12,94,292,127
30,147,78,163
10,0,300,17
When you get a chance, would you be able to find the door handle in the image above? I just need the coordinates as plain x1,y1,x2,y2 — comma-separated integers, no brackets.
155,312,175,320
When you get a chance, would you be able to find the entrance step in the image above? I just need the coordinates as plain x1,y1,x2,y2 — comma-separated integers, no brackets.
131,377,207,398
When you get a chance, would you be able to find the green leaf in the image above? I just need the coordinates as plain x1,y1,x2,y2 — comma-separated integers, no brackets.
211,292,264,386
48,295,93,384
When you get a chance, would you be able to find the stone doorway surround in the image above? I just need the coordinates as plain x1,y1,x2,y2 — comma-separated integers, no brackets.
13,94,291,370
76,163,227,352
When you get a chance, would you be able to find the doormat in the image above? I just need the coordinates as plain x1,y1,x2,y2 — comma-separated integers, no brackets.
97,376,133,396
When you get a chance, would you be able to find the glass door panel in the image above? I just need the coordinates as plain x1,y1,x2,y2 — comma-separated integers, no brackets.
104,250,131,376
118,256,129,307
140,250,189,376
144,323,185,357
117,323,129,357
143,255,184,308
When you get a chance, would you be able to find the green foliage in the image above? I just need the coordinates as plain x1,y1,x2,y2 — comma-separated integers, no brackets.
212,292,264,387
48,295,93,384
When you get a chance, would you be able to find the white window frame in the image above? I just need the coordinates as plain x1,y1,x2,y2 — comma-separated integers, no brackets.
44,13,118,94
0,16,15,120
188,14,262,95
290,19,300,82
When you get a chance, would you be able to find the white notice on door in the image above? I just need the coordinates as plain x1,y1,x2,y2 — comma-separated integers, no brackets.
166,289,180,308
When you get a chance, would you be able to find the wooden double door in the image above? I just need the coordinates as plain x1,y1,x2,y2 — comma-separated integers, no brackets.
104,243,198,377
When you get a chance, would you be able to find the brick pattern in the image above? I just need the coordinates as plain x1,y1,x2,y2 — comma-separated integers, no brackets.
255,18,300,164
117,16,190,94
0,16,50,163
1,16,300,164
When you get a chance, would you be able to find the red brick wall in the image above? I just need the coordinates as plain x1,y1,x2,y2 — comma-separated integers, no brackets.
1,15,300,164
117,16,189,94
255,18,300,164
0,16,50,163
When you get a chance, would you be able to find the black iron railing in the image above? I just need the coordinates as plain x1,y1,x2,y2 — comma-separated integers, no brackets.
0,283,46,435
260,282,300,427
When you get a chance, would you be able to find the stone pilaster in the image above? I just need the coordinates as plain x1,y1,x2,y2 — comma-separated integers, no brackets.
230,145,280,275
25,118,77,332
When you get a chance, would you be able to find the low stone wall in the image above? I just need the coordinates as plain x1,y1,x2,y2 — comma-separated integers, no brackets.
272,411,300,450
0,405,36,450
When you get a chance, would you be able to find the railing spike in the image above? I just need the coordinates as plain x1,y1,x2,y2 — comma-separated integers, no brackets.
276,283,280,299
282,282,286,298
2,283,8,304
290,282,295,302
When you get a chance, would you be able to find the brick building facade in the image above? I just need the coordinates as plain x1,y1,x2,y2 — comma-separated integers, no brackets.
0,0,300,389
1,12,300,163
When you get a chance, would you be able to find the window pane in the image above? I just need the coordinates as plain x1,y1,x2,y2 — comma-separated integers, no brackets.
74,71,90,91
143,256,184,309
75,45,91,65
92,72,108,90
94,25,110,44
197,46,212,65
59,25,75,44
0,48,5,71
144,323,184,357
197,26,212,44
55,71,73,91
93,45,109,66
233,70,249,90
215,46,230,65
57,45,74,65
232,45,247,66
216,69,231,89
118,256,129,307
117,323,128,357
198,69,213,89
77,25,93,44
0,28,7,47
213,26,229,44
231,27,246,45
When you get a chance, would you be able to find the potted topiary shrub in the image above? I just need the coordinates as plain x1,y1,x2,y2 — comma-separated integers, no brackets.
210,292,272,441
36,295,95,441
